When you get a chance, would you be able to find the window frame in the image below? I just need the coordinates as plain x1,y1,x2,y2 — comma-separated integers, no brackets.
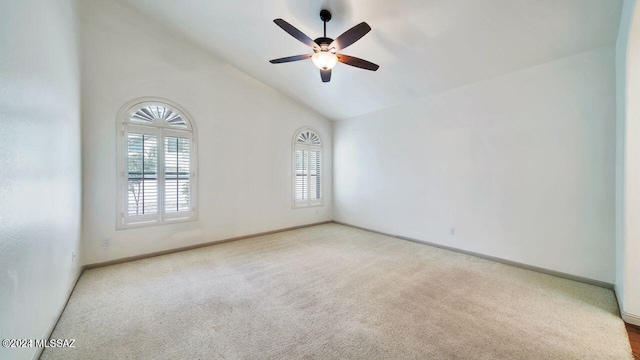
116,97,198,229
292,127,324,209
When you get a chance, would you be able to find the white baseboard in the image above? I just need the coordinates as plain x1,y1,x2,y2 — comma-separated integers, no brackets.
33,221,332,359
614,284,640,326
28,220,636,360
622,311,640,327
333,221,614,290
84,221,332,270
32,268,82,360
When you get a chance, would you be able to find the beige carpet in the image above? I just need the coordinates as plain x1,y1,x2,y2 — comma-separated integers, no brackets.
42,224,632,359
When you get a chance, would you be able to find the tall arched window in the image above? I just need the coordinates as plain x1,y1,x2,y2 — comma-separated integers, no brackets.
116,98,197,228
293,128,323,208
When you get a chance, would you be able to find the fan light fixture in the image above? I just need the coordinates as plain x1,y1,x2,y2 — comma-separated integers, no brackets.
311,51,338,70
270,10,379,83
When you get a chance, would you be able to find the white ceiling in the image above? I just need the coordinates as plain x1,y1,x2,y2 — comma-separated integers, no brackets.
118,0,622,120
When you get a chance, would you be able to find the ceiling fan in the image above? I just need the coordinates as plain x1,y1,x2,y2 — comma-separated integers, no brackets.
269,10,379,83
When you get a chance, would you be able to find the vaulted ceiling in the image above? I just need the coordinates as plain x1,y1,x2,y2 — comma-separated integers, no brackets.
118,0,622,120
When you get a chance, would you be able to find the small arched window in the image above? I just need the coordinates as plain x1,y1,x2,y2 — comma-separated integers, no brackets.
293,128,323,207
116,98,197,228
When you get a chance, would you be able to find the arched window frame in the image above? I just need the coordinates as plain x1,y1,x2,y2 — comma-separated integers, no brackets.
292,127,323,208
116,97,198,229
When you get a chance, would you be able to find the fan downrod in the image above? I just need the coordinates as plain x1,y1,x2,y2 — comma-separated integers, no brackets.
317,10,333,44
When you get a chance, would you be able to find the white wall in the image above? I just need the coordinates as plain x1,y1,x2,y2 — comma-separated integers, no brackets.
80,0,333,265
0,1,82,359
616,0,640,326
334,47,616,283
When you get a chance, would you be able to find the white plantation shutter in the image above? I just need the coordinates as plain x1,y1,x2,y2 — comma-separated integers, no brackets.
118,100,197,228
293,129,322,207
295,149,308,202
131,105,188,128
164,136,191,214
309,149,321,201
127,132,158,217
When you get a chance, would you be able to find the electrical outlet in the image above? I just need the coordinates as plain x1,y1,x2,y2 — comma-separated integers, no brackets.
449,227,455,236
71,251,76,262
102,237,111,247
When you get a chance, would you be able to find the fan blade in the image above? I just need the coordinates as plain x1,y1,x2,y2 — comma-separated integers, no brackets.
273,19,317,48
269,54,312,64
337,54,379,71
320,69,331,82
331,22,371,51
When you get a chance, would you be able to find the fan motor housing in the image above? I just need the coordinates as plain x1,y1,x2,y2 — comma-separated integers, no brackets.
314,37,334,48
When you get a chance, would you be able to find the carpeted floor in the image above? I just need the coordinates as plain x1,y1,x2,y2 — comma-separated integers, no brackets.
42,224,632,359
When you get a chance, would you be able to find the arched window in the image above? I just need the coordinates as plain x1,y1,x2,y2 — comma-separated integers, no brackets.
116,98,197,228
293,128,323,207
